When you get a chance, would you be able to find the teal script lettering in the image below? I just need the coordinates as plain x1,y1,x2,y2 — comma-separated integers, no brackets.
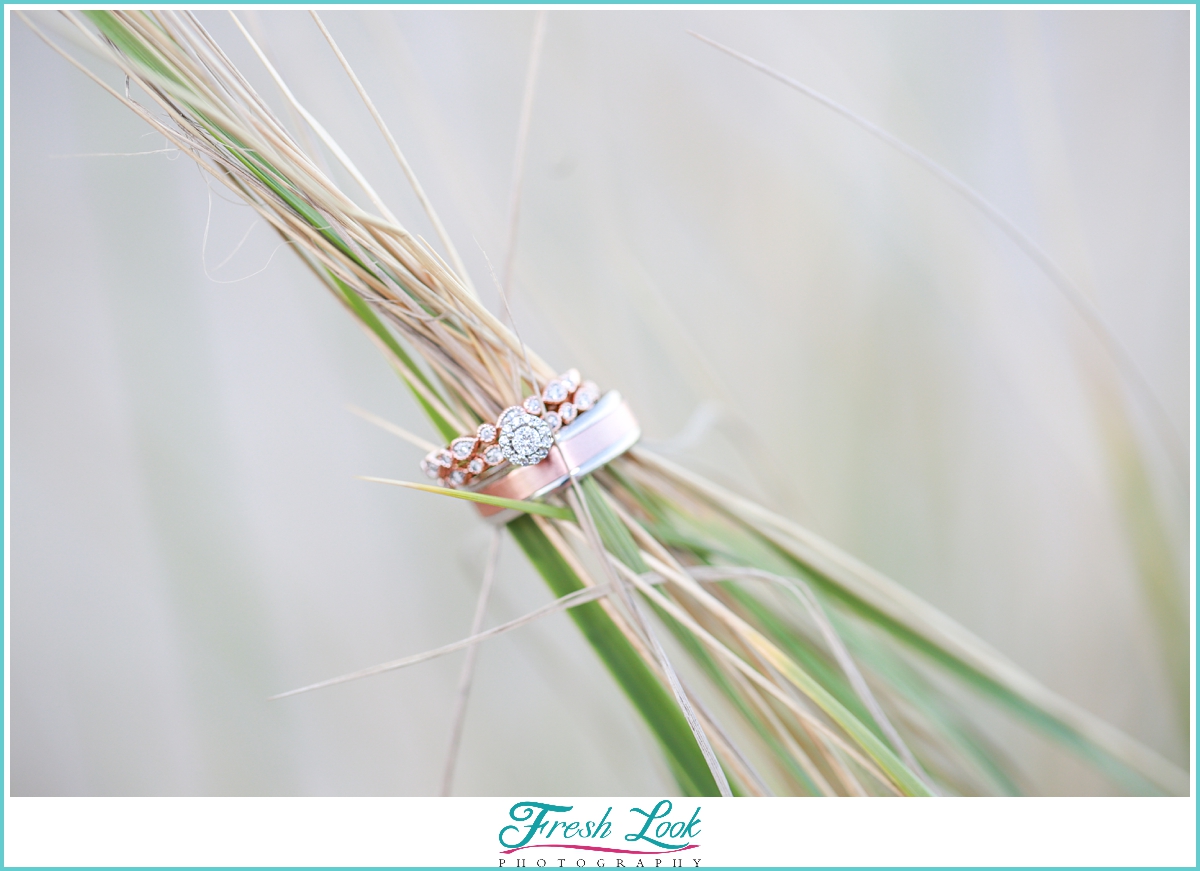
624,800,700,850
499,802,574,848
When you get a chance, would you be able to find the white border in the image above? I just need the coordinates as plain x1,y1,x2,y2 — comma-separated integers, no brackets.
2,796,1197,867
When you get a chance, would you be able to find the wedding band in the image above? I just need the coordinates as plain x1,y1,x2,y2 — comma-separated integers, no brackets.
470,390,640,523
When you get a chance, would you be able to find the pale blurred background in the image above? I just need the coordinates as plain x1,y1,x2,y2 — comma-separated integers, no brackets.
9,10,1191,795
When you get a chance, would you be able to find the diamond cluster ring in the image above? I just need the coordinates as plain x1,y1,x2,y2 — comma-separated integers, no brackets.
420,369,602,488
470,390,641,524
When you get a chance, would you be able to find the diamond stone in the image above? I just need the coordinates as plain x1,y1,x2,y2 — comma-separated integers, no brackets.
449,469,467,487
561,369,581,392
467,457,486,475
559,402,577,424
476,423,498,444
573,382,599,412
420,456,441,479
523,395,545,416
498,406,526,429
483,445,505,466
498,411,553,466
435,449,454,468
451,436,478,461
543,380,569,404
543,411,562,432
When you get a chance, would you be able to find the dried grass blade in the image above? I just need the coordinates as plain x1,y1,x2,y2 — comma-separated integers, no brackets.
309,12,475,296
441,527,503,795
357,477,574,521
636,449,1187,795
269,580,611,700
567,479,733,797
346,404,438,453
689,565,935,792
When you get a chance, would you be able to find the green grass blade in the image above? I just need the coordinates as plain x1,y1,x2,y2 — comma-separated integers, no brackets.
760,538,1170,794
506,515,721,796
584,477,929,795
580,477,648,572
639,452,1185,794
329,275,458,440
358,478,574,520
84,12,181,86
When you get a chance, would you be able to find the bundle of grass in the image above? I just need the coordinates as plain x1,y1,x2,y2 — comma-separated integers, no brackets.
24,9,1186,797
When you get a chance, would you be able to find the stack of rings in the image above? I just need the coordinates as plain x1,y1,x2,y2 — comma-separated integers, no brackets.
420,369,641,523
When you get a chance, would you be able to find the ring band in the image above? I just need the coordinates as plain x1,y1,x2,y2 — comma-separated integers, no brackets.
470,390,640,523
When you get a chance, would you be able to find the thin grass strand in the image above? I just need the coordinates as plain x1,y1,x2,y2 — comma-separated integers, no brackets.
690,31,1184,471
440,527,503,795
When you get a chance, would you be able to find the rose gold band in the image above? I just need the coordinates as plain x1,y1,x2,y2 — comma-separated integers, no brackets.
471,390,640,522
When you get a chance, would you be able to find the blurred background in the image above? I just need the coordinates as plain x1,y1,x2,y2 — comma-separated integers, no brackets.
9,9,1191,795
